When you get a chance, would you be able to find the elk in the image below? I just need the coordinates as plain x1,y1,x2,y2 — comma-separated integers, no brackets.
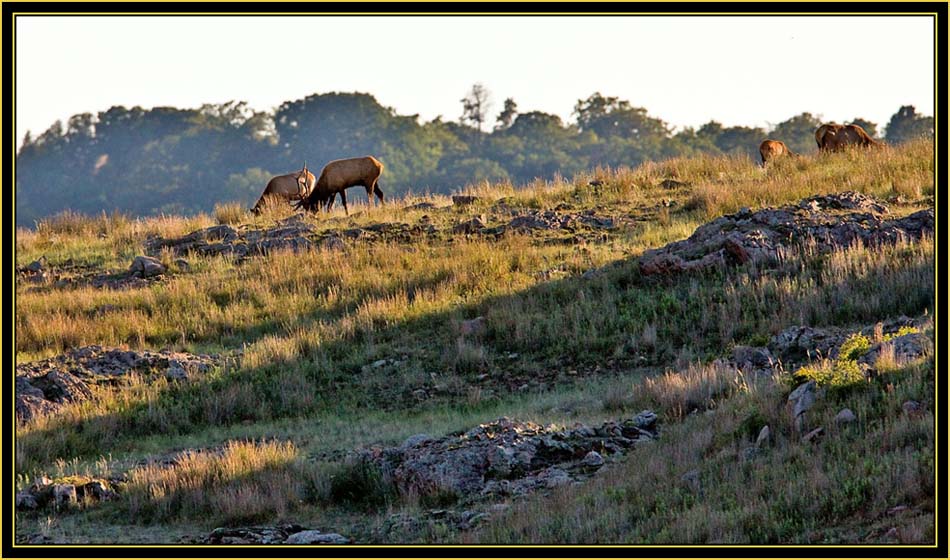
251,164,316,215
815,123,880,152
295,156,385,215
758,139,796,165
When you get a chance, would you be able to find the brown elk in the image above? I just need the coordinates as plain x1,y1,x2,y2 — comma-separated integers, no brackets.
295,156,385,215
815,123,880,152
758,139,796,165
251,164,316,215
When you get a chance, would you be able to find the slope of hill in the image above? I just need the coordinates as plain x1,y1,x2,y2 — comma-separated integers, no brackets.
13,140,936,546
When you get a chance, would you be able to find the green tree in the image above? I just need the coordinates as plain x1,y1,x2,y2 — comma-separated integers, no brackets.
771,112,823,154
495,98,518,131
884,105,934,144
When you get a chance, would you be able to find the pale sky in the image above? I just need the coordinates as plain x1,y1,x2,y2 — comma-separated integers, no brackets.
15,15,935,145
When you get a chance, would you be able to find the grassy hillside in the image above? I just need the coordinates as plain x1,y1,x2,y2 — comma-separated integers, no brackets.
14,140,935,545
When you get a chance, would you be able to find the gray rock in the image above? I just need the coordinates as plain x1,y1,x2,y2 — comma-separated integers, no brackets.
582,450,605,468
755,425,771,448
285,530,350,545
835,408,857,425
53,484,77,507
639,193,932,276
129,255,165,278
633,410,658,431
733,346,774,369
453,215,487,234
401,434,433,449
16,492,38,510
322,237,346,251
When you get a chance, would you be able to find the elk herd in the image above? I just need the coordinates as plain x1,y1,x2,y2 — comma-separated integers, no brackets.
253,123,883,214
758,122,881,165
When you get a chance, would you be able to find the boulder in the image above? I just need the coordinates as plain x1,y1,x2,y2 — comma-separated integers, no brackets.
754,425,771,448
452,195,483,207
835,408,857,425
129,256,165,278
453,215,487,234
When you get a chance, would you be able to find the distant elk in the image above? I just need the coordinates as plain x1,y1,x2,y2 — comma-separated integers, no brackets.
251,164,316,215
758,139,796,165
815,123,880,152
295,156,385,215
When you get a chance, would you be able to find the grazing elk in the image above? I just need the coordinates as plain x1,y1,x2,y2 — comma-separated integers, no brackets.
251,164,316,215
295,156,385,215
815,123,880,152
758,139,796,165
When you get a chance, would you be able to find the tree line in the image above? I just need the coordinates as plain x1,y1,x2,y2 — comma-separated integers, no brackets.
15,85,935,227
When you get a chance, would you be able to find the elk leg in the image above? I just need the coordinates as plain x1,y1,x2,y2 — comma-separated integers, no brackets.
340,190,349,216
374,183,384,204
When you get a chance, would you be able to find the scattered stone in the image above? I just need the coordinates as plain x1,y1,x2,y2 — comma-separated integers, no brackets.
371,359,389,369
639,192,933,276
174,258,191,271
406,201,438,211
802,427,824,443
835,408,857,425
129,255,165,278
755,425,771,448
201,524,313,544
733,346,774,370
16,346,219,424
360,414,658,503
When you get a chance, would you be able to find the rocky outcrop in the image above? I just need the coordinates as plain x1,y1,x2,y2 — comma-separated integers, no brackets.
768,316,925,365
145,218,315,259
639,192,933,276
503,210,615,233
195,525,351,545
15,476,117,511
359,413,657,503
15,346,219,424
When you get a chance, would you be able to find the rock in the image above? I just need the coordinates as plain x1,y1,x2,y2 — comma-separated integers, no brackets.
754,425,771,448
321,237,346,251
632,410,658,431
860,332,931,366
81,480,116,502
371,359,388,369
733,346,774,369
639,193,933,276
788,381,818,431
53,484,77,508
165,359,189,381
883,527,899,542
835,408,857,425
452,195,483,206
285,530,351,545
401,434,433,449
174,258,191,271
129,255,165,278
581,450,605,468
802,427,824,443
362,415,654,502
25,256,47,272
459,316,487,338
16,346,219,424
16,492,38,510
453,215,487,234
901,400,922,415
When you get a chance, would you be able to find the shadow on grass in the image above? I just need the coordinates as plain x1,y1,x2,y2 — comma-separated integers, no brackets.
16,238,935,471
